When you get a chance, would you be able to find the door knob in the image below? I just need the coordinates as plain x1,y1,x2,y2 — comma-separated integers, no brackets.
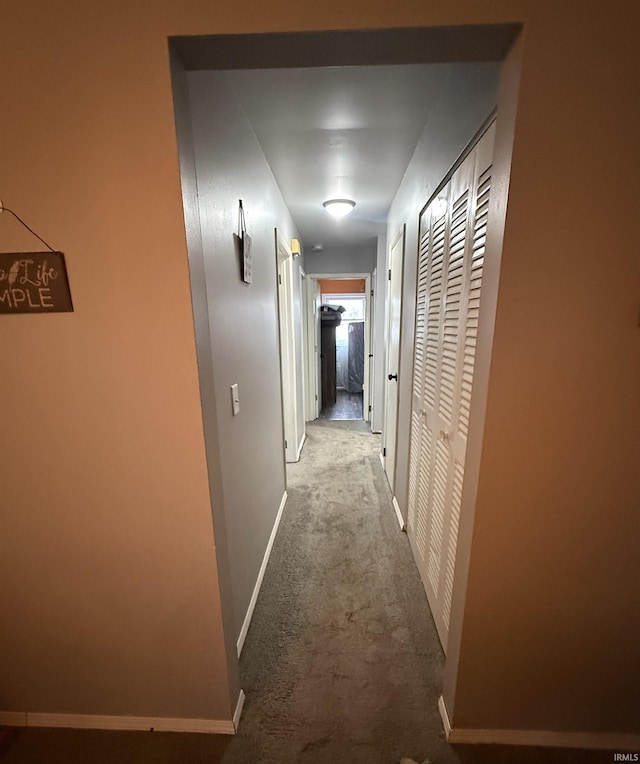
388,373,398,381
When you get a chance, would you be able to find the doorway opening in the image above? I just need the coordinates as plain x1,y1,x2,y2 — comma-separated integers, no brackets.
312,275,371,421
169,23,519,739
321,288,365,420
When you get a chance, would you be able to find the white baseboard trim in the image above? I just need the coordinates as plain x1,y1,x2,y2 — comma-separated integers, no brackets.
0,712,235,734
295,433,307,462
438,695,640,751
232,689,245,732
392,496,406,531
379,452,385,470
438,696,453,739
236,490,288,658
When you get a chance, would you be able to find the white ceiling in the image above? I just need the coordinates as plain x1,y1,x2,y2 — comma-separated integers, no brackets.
226,63,497,252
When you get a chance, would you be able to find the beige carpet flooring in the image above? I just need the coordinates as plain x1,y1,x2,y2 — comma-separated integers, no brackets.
221,419,455,764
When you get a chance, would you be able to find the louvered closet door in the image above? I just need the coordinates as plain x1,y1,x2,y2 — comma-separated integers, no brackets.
407,187,448,593
407,123,495,651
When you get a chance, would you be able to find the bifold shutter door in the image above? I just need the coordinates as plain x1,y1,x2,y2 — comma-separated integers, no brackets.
406,123,495,651
407,207,431,535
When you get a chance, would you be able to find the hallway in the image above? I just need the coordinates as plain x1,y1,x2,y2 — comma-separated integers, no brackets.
223,420,453,764
0,423,620,763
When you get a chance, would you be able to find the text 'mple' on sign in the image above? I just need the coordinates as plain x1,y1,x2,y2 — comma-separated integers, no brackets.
0,252,73,314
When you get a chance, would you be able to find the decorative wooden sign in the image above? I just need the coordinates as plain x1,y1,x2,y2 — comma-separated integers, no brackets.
239,200,252,284
241,231,252,284
0,252,73,314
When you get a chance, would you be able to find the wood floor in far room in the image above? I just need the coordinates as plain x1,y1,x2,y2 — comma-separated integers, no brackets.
319,389,363,420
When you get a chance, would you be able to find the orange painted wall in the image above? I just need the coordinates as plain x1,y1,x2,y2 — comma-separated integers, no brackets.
319,278,365,294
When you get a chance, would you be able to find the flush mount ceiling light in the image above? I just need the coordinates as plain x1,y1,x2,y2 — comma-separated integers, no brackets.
323,199,356,218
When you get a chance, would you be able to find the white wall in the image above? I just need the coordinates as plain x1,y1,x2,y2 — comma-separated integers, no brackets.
386,63,500,517
304,244,376,275
171,51,241,712
187,71,301,641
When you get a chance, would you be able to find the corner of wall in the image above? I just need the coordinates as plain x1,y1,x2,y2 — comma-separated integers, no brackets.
442,30,522,724
169,44,241,718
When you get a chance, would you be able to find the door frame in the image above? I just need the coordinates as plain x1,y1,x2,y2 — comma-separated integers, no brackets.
275,231,300,462
169,25,521,741
301,270,320,421
307,272,372,423
383,226,406,495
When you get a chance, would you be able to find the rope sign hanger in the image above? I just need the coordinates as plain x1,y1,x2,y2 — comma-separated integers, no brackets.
0,201,57,253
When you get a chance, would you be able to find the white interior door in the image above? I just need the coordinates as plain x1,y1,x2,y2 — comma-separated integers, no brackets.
406,123,495,651
276,233,299,462
383,228,405,491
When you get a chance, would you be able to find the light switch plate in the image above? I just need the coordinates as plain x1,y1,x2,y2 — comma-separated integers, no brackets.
230,383,240,416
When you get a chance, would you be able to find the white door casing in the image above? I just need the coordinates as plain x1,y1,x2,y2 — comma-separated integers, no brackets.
275,232,299,462
383,227,405,492
301,272,319,421
407,123,495,651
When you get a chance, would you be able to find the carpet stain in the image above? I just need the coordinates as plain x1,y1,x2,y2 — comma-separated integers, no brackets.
301,736,331,753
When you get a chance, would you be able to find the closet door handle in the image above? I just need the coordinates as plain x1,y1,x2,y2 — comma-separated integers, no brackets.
388,373,398,381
